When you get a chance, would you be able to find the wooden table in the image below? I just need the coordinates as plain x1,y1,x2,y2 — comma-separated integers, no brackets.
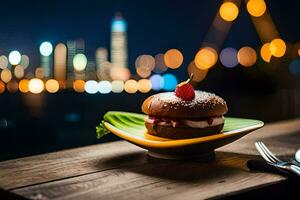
1,119,300,200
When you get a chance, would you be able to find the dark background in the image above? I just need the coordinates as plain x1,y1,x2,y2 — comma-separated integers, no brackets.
0,0,300,161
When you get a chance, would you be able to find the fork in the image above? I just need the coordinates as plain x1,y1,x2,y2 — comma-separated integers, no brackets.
255,141,300,176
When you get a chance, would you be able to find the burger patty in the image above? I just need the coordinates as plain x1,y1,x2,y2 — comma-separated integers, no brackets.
145,115,224,128
145,122,224,139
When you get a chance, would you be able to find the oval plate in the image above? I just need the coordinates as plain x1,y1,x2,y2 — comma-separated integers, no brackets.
103,111,264,159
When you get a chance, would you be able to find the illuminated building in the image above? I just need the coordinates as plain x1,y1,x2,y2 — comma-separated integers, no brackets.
40,42,53,78
85,58,96,80
96,48,109,80
67,39,86,80
54,43,67,81
111,12,128,68
96,47,108,70
67,40,76,77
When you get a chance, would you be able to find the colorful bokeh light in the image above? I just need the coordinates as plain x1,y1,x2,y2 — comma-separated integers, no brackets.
40,42,53,56
98,81,112,94
237,46,257,67
14,65,25,79
150,74,163,91
260,43,272,62
153,54,168,73
73,80,85,93
73,53,87,71
247,0,266,17
124,79,138,94
194,47,218,70
28,78,44,94
164,49,184,69
20,55,30,69
138,79,152,93
0,55,8,69
6,81,18,93
111,80,124,93
8,51,21,65
45,79,59,93
19,79,29,93
84,80,98,94
0,81,5,94
219,2,239,22
220,47,238,68
1,69,12,83
162,74,177,91
270,38,286,57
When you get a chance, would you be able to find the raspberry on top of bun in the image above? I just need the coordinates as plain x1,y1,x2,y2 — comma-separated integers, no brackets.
142,74,228,139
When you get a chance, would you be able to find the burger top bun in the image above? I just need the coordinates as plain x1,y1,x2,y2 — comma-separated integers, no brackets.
142,91,228,119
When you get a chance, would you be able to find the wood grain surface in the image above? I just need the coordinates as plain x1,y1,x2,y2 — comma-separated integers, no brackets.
0,118,300,200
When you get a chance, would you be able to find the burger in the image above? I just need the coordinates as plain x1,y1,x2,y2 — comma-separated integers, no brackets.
142,75,228,139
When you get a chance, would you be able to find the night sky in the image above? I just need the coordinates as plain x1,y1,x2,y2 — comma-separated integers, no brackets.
0,0,299,82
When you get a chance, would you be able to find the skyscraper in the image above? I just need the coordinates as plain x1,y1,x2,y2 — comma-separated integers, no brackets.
111,12,128,68
67,40,76,80
67,39,85,80
96,47,108,70
54,43,67,81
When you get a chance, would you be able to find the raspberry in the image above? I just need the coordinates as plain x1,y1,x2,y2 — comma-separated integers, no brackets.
175,74,195,101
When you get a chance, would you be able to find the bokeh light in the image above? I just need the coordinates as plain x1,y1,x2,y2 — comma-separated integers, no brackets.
6,80,18,93
194,47,218,70
124,79,138,94
260,43,272,62
8,51,21,65
138,79,152,93
289,59,300,75
73,53,87,71
219,2,239,22
237,46,257,67
247,0,266,17
98,81,112,94
135,55,155,70
135,55,155,78
0,55,8,69
270,38,286,57
45,79,59,93
164,49,184,69
153,54,168,73
28,78,44,94
150,74,163,91
14,65,25,79
97,61,112,80
84,80,98,94
1,69,12,83
20,55,30,69
0,81,5,94
188,61,208,83
220,47,238,68
136,66,151,78
40,42,53,56
35,67,45,79
111,80,124,93
19,79,29,93
162,74,177,91
110,66,130,81
73,80,85,93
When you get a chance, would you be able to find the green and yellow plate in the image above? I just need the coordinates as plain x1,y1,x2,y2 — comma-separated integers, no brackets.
101,111,264,160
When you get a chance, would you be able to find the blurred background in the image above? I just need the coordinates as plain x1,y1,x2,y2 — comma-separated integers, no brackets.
0,0,300,161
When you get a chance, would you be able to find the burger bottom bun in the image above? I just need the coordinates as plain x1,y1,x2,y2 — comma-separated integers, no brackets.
145,122,224,139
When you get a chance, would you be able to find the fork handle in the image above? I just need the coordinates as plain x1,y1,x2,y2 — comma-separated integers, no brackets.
247,160,289,175
290,165,300,176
